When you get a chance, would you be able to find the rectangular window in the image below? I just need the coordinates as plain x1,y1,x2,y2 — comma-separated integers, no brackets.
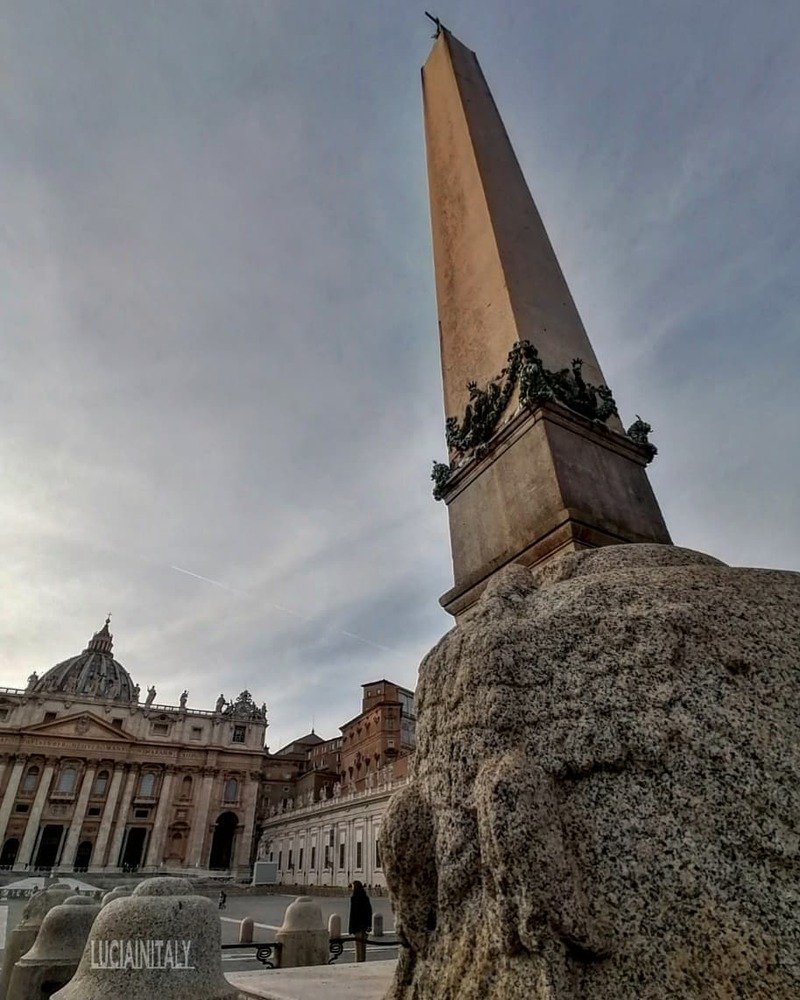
112,718,123,728
288,850,293,870
87,806,101,817
44,711,57,722
375,838,382,869
339,841,345,870
310,845,316,869
14,803,29,813
0,708,10,720
232,726,246,744
324,845,330,869
134,808,150,819
356,841,363,869
151,722,169,735
298,848,304,870
278,851,282,869
191,726,202,740
269,851,274,862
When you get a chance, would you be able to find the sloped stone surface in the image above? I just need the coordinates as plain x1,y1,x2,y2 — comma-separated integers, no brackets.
382,545,800,999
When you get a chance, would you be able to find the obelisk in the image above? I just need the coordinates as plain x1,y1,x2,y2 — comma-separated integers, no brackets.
424,27,670,616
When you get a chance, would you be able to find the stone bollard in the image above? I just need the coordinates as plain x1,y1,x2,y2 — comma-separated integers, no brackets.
238,917,254,945
133,876,197,897
50,878,240,999
101,886,132,908
371,913,384,937
275,896,329,968
6,897,101,1000
327,913,342,939
0,882,74,1000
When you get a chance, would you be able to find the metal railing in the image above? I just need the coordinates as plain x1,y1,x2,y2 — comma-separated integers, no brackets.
220,936,399,970
221,942,281,969
328,936,401,964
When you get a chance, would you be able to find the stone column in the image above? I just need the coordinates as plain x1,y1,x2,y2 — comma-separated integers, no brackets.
0,756,26,846
18,760,55,867
106,764,139,869
364,815,372,885
187,769,215,869
347,817,355,883
144,768,174,867
89,764,126,871
234,772,258,871
59,763,97,869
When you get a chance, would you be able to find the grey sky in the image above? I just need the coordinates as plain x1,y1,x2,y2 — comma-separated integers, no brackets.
2,1,798,750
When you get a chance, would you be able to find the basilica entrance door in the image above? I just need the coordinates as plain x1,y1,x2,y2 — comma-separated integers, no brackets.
120,827,148,870
34,824,64,869
0,837,19,867
208,811,238,870
74,840,93,870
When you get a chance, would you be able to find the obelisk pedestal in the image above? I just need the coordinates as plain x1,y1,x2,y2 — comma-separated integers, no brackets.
439,402,668,615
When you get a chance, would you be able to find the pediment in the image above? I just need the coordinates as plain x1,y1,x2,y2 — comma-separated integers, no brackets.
24,711,133,742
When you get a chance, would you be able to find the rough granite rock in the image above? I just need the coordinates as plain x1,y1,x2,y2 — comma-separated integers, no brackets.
381,545,800,1000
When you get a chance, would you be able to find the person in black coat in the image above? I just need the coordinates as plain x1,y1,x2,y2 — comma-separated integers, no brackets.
348,880,372,962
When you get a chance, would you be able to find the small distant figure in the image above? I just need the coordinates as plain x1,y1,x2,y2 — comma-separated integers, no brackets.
145,685,156,707
215,693,226,713
348,880,372,963
179,689,188,709
218,889,227,910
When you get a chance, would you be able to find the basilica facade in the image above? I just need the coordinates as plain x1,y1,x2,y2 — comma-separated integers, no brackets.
0,619,266,876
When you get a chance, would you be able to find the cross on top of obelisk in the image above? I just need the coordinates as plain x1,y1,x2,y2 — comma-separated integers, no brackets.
424,11,443,38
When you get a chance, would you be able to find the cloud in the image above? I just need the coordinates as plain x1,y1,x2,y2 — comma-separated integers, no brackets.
1,1,798,747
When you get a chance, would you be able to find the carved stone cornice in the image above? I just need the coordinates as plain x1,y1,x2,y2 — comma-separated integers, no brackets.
432,339,656,499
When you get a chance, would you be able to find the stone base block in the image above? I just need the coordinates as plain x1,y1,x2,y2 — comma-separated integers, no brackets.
439,402,670,615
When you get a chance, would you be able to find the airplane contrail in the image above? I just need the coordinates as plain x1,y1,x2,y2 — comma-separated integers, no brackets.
170,565,248,596
169,565,398,655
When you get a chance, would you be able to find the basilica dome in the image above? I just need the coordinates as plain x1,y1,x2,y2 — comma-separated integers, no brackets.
32,617,138,703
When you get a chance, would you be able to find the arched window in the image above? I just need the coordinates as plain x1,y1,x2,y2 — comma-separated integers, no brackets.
22,766,40,793
139,772,156,798
93,770,109,797
180,775,193,800
223,777,238,803
57,766,78,795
